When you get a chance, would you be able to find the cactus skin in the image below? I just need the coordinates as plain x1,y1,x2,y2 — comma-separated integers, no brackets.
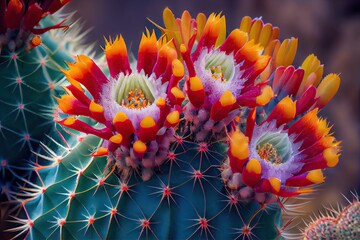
0,13,91,239
304,196,360,240
0,16,74,164
18,134,282,239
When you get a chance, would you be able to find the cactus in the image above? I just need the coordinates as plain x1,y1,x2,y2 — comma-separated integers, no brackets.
14,134,282,239
6,6,344,240
0,3,85,164
0,1,94,238
0,1,92,188
304,193,359,240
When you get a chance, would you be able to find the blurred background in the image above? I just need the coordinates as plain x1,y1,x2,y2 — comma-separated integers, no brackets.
68,0,360,229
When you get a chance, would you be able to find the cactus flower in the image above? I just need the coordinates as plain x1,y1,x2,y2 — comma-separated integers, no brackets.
223,97,340,201
57,32,184,180
159,9,276,141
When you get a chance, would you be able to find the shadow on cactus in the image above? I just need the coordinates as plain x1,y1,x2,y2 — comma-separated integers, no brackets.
8,7,343,239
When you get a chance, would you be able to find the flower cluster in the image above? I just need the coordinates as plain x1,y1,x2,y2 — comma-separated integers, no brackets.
0,0,70,51
56,8,341,200
158,8,341,201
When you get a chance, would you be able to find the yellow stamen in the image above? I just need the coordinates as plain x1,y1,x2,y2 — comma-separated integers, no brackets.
124,88,151,109
256,143,281,164
210,66,226,82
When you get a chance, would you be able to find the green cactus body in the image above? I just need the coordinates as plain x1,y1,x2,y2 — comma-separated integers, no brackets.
0,13,92,238
0,16,76,165
19,134,282,239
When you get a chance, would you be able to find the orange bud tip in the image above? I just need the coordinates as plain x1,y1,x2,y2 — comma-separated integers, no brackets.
165,110,180,127
64,117,76,126
89,100,104,113
133,140,147,155
219,90,236,107
189,76,203,91
172,59,185,78
113,112,128,123
323,147,339,168
140,116,156,128
180,44,187,54
269,178,281,192
29,35,42,49
306,170,325,184
156,98,166,108
109,134,123,145
170,87,185,105
246,158,262,174
316,74,340,108
296,188,313,194
92,147,108,157
256,85,274,106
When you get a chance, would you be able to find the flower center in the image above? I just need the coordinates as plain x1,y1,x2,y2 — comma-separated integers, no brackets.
204,51,235,82
255,132,292,165
124,88,151,109
114,73,155,109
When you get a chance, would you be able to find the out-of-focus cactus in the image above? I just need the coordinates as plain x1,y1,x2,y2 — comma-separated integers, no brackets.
0,1,91,185
0,0,86,164
304,194,359,239
0,1,93,238
8,7,343,239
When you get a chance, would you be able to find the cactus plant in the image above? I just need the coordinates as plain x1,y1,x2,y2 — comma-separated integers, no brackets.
13,134,282,239
0,0,92,189
304,193,359,240
0,1,95,238
0,0,84,165
7,7,343,240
